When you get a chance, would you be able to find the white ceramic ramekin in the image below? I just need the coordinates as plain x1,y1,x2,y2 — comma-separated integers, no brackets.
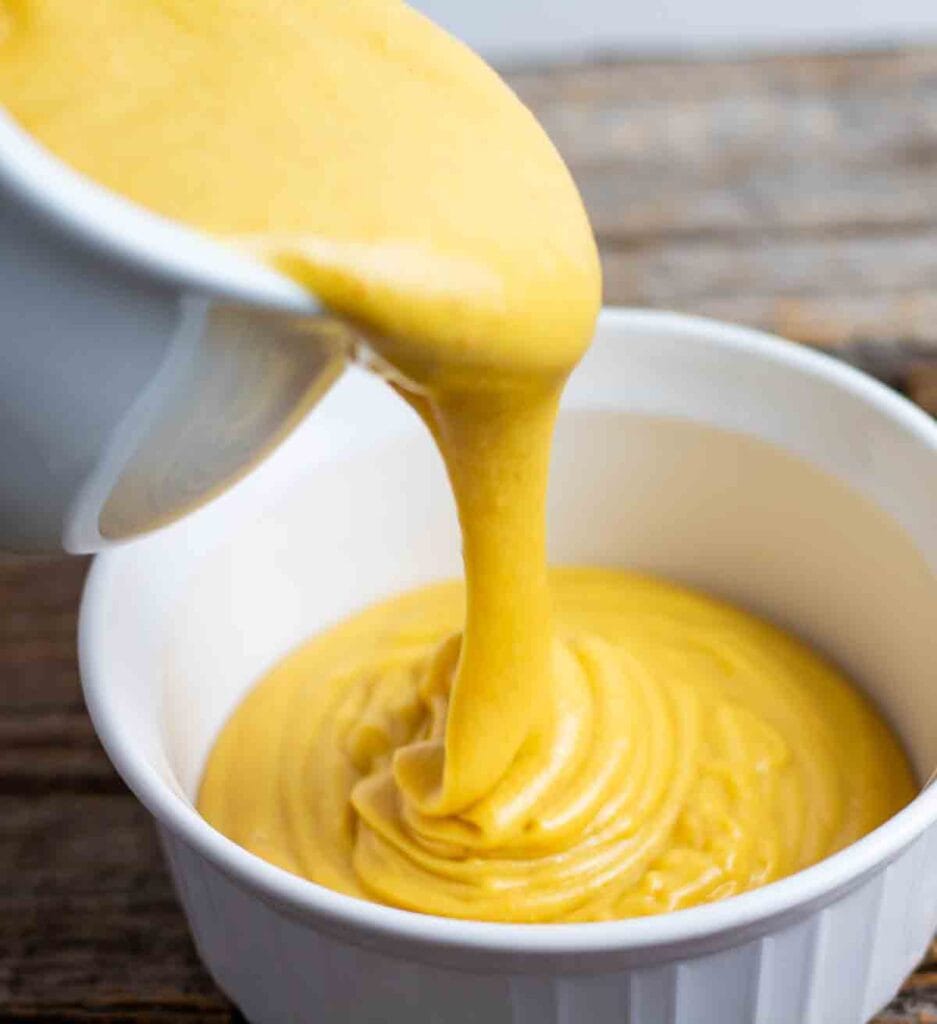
79,309,937,1024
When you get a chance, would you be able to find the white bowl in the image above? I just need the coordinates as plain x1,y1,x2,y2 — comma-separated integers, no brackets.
79,309,937,1024
0,110,337,553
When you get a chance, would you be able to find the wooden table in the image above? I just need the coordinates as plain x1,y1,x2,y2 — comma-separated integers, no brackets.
4,44,937,1024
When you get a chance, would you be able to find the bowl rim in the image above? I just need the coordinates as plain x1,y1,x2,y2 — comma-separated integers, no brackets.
0,110,318,315
79,307,937,957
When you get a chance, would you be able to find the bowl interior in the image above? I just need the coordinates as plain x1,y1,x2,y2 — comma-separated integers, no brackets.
87,311,937,819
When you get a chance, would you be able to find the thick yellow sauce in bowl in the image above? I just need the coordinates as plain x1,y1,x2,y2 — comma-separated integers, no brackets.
199,566,913,923
1,0,916,924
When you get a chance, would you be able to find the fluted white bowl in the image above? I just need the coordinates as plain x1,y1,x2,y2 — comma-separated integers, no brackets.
79,309,937,1024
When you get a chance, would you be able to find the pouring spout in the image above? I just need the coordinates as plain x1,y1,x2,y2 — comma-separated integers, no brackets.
65,303,348,552
0,112,352,553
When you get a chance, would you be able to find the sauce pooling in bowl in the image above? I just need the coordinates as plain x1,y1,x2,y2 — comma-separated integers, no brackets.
200,569,915,921
0,0,914,920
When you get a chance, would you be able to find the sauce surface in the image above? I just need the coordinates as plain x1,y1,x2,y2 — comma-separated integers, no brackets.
200,569,914,921
0,0,915,921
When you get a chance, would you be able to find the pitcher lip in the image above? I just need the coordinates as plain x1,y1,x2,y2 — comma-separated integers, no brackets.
77,308,937,960
0,109,320,314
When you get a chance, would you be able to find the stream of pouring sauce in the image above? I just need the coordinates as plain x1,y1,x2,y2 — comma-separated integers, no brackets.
0,0,915,921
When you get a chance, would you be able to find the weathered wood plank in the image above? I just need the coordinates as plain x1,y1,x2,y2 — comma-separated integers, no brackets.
1,792,225,1011
0,1011,237,1023
508,48,937,106
600,230,937,347
0,556,115,794
0,556,90,713
908,363,937,416
0,717,119,794
505,47,937,349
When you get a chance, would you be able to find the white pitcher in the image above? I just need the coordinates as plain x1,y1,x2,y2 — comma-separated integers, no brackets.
0,110,350,553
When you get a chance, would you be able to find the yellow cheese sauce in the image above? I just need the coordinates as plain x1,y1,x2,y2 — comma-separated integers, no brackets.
0,0,915,921
199,568,914,921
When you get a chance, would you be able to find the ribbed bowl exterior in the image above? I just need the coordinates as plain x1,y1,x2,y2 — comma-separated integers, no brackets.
159,820,937,1024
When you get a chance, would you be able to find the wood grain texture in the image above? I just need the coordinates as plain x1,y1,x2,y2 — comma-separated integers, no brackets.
510,46,937,351
3,43,937,1024
908,363,937,416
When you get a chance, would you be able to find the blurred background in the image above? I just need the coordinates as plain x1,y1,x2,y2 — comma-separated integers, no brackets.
4,4,937,1023
416,0,937,402
417,0,937,60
